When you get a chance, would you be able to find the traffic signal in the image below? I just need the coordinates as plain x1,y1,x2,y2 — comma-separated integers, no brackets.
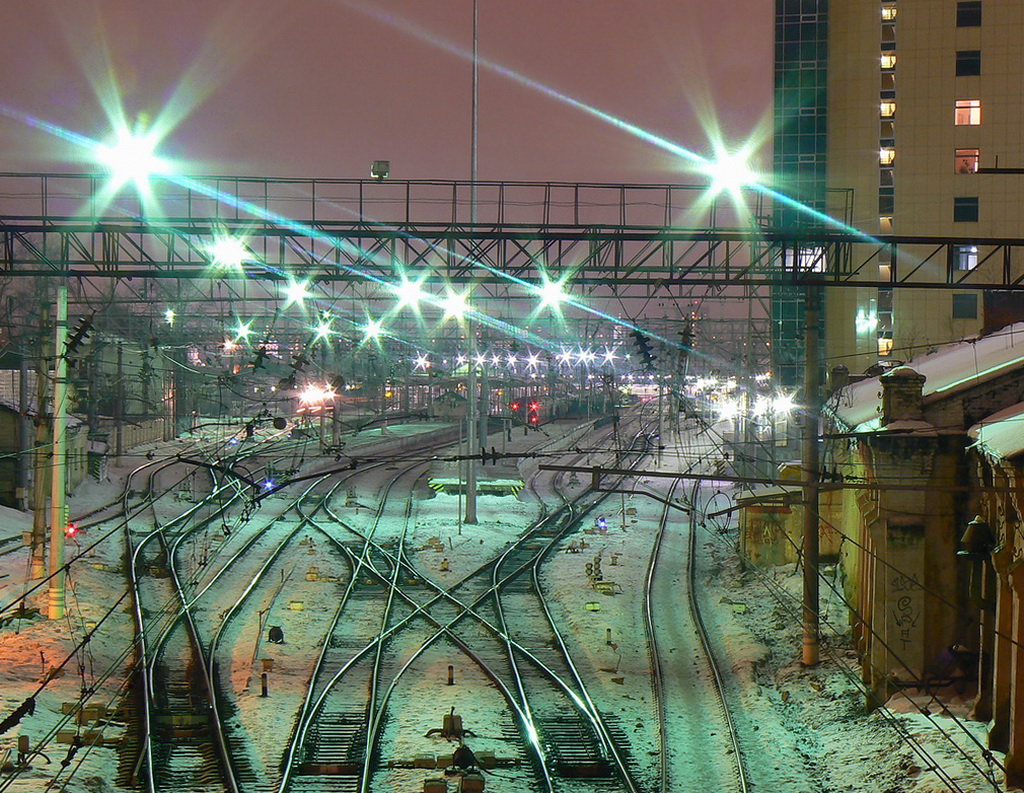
528,401,540,425
509,401,522,416
65,522,79,539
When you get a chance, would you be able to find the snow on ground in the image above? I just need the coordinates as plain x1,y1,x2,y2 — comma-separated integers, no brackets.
0,421,1010,792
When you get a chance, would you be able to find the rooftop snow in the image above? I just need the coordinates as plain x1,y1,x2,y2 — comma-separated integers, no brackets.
833,322,1024,430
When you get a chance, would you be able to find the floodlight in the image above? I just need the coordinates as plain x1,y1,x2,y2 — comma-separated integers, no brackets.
537,276,567,310
208,237,248,269
97,128,168,189
283,279,312,307
394,278,424,309
442,290,470,320
364,319,384,339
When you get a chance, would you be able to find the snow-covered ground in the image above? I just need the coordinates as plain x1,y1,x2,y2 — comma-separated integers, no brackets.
0,422,1008,792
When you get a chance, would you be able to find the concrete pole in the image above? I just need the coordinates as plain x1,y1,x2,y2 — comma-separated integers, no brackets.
658,377,665,466
471,0,479,224
465,360,478,524
801,284,821,666
478,364,488,456
17,332,29,511
48,283,68,620
31,300,50,579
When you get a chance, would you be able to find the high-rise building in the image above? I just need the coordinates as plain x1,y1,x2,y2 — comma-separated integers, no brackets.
774,0,1024,376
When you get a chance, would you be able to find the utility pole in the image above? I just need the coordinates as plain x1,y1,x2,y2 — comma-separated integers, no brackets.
801,284,822,666
30,299,50,579
465,358,478,524
49,282,68,620
115,342,124,458
466,0,480,525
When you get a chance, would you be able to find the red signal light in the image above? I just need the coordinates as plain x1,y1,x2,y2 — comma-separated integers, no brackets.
65,523,78,538
528,401,539,411
510,402,520,411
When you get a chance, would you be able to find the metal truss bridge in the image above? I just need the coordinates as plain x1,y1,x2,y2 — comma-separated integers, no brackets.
2,173,1021,292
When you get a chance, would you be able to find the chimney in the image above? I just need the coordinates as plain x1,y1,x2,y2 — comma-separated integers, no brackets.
880,366,926,425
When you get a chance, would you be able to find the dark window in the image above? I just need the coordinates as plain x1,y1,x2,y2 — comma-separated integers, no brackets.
879,194,895,214
952,294,978,319
954,197,980,222
957,1,982,26
957,50,982,76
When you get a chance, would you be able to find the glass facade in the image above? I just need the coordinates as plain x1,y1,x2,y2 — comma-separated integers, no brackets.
773,0,829,387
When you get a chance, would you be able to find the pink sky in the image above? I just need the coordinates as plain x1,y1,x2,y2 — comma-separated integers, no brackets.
0,0,772,184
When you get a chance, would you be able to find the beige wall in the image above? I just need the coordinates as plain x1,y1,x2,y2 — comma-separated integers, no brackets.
825,0,1024,371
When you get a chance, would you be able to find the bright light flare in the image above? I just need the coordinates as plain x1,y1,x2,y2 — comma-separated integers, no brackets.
772,394,796,415
299,383,336,406
96,127,169,190
716,399,741,422
163,309,175,325
704,148,759,199
442,289,471,321
414,354,430,370
536,275,568,311
208,236,249,269
393,277,426,310
283,278,312,307
364,319,384,339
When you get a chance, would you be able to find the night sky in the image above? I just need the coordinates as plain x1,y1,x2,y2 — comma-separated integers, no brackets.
0,0,772,184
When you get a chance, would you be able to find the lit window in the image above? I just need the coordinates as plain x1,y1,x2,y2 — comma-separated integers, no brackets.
881,4,898,20
880,101,897,118
784,246,827,273
956,245,978,270
881,53,898,69
957,1,982,27
879,216,893,233
878,333,894,357
879,147,896,165
952,294,978,319
955,99,982,125
955,148,980,173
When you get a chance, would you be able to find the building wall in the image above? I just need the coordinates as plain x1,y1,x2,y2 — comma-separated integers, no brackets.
792,0,1024,373
0,407,89,509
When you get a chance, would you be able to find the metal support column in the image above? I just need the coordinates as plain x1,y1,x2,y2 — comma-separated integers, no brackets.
801,283,821,666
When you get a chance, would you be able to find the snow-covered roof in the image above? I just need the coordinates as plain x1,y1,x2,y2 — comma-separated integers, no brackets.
834,322,1024,430
969,402,1024,460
